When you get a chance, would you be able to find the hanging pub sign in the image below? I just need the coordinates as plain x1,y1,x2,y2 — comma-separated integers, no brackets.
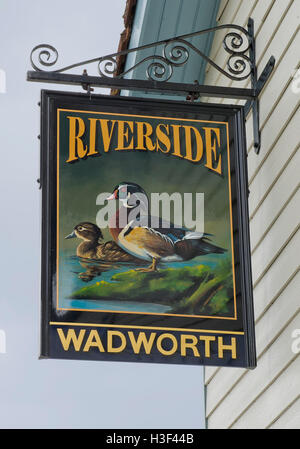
40,90,256,368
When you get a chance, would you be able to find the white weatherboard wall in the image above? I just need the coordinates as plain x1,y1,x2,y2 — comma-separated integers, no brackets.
203,0,300,429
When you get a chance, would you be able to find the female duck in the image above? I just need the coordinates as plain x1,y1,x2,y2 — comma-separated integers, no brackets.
65,222,141,263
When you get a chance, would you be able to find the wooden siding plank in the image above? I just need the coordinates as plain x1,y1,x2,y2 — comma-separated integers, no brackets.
206,370,244,416
248,107,299,218
254,273,300,354
245,10,300,152
269,398,300,429
206,271,300,415
249,150,300,253
257,33,300,129
252,230,300,320
207,314,300,427
231,357,300,428
247,0,275,37
247,77,300,184
207,232,299,414
205,107,299,392
204,366,218,385
205,366,222,385
251,184,300,285
217,0,229,22
255,0,297,69
205,0,300,429
233,22,299,110
246,0,296,89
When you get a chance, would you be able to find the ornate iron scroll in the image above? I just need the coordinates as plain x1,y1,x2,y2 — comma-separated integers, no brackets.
28,19,276,155
30,24,253,82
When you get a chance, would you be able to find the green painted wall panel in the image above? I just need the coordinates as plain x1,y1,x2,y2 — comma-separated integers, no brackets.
122,0,220,99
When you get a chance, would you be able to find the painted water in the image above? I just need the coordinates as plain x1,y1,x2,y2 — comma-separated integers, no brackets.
58,249,226,314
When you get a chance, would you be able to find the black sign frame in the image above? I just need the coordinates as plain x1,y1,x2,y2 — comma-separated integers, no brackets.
40,90,256,368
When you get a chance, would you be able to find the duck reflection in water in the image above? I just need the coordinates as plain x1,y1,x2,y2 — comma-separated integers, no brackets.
65,222,145,282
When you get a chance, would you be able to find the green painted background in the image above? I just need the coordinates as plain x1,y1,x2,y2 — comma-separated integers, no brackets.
58,109,232,251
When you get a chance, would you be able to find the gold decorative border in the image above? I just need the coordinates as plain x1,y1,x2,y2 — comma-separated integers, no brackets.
50,321,244,335
56,108,237,322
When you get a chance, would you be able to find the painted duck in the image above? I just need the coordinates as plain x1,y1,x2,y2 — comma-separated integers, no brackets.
65,222,142,263
107,182,226,272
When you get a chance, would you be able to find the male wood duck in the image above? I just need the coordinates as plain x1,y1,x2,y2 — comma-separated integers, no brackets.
65,222,142,263
107,182,226,272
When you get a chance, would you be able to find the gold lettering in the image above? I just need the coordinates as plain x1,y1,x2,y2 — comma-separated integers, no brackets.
218,336,237,359
156,123,170,153
128,331,156,354
181,334,200,357
183,125,203,162
136,121,156,151
203,127,222,174
87,118,100,157
171,124,184,158
64,114,225,174
57,328,86,351
66,116,88,162
156,333,178,356
99,119,116,152
107,330,126,353
199,335,216,358
115,120,134,150
83,329,105,352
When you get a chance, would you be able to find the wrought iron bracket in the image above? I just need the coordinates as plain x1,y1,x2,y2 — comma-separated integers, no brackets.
27,18,275,155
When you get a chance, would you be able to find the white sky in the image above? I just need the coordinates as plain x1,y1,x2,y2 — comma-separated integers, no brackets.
0,0,205,429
